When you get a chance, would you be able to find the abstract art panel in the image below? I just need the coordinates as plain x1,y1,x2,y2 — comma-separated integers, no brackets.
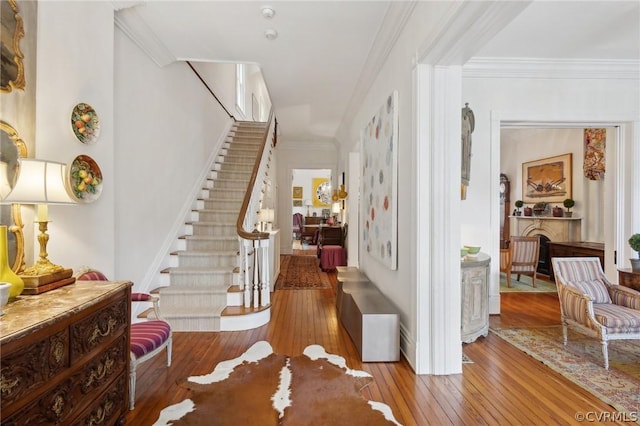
361,91,398,270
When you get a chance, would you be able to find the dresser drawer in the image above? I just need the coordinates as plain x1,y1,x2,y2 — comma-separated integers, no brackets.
71,297,128,362
0,327,69,407
0,281,131,425
2,334,127,425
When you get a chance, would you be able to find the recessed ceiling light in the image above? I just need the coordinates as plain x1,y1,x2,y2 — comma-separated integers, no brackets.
264,29,278,40
261,6,275,19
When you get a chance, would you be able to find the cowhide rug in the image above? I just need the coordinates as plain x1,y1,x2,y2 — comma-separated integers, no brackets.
153,341,401,425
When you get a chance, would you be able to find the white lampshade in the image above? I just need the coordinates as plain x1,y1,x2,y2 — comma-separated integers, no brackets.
331,202,341,214
304,199,313,207
3,159,75,205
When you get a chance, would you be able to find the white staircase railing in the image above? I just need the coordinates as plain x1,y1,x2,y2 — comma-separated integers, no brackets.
236,112,276,309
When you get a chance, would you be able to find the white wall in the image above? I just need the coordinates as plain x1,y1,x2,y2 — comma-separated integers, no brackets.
114,28,232,290
35,3,233,292
36,2,116,275
192,62,272,122
462,75,640,309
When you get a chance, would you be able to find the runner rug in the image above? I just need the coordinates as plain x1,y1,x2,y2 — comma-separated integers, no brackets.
152,341,401,425
491,326,640,416
276,255,331,289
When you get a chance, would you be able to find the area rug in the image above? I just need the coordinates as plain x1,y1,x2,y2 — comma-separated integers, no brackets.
276,255,331,289
500,274,557,293
490,326,640,416
153,341,401,425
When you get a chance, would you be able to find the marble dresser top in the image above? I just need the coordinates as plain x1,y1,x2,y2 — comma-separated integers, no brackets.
0,280,132,345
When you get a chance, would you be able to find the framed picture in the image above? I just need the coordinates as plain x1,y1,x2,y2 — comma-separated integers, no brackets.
292,199,302,207
292,186,303,199
522,153,572,203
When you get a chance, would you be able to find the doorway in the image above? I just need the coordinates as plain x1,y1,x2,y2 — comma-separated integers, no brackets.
291,168,332,253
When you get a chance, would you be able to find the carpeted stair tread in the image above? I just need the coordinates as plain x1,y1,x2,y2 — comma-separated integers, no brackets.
159,285,229,294
182,235,238,241
173,249,237,256
161,306,226,317
167,266,235,274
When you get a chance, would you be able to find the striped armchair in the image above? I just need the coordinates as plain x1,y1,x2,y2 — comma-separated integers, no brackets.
551,257,640,369
76,268,172,409
501,236,540,287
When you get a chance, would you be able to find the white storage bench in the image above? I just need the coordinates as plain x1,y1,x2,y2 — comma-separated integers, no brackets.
336,267,400,362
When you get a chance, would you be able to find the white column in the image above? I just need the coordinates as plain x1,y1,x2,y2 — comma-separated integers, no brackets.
415,64,462,375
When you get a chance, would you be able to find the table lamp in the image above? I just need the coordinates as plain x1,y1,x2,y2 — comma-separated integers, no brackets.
2,159,75,281
304,199,312,217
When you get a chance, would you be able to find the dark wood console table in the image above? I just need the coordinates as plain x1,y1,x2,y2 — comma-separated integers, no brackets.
618,268,640,291
548,241,604,281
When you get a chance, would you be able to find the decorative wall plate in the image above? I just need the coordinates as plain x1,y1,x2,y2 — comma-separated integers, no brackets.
69,155,102,203
71,103,100,144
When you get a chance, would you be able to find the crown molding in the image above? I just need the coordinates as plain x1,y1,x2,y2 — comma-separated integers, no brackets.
463,57,640,80
417,1,530,65
114,6,175,67
336,1,417,140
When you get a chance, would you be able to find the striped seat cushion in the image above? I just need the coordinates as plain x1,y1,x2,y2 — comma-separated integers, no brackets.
77,270,109,281
593,304,640,331
130,320,171,359
568,279,611,304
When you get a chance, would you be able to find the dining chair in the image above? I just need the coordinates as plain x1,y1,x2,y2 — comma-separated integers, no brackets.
502,236,540,287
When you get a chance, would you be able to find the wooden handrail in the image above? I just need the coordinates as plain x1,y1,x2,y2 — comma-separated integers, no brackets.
235,109,274,241
187,61,235,120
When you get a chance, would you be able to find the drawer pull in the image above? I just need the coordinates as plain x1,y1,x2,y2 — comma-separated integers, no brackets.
1,373,21,396
83,357,115,391
87,400,114,426
89,318,117,345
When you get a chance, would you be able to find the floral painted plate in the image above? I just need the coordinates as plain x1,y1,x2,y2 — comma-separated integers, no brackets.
69,155,103,203
71,103,100,144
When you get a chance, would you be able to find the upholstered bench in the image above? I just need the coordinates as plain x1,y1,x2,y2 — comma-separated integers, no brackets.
320,245,346,271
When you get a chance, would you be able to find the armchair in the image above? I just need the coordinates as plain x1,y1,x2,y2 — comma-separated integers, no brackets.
501,236,540,287
551,257,640,369
76,269,172,409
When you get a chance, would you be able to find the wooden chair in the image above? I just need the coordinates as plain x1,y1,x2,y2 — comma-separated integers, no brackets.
76,269,172,410
552,257,640,369
501,236,540,287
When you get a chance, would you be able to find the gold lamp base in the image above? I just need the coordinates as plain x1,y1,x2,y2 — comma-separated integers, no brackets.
19,220,73,289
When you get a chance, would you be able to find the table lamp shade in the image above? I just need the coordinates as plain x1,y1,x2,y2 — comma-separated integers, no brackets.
2,159,74,205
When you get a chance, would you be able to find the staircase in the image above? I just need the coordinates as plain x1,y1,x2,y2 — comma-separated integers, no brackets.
155,121,271,331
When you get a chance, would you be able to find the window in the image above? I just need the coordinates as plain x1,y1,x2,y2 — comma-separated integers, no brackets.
236,64,246,117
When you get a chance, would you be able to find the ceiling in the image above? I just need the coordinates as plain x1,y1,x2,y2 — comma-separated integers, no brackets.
121,1,639,145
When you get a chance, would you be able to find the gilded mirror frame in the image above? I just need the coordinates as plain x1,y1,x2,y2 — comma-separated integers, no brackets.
1,0,26,93
0,120,26,272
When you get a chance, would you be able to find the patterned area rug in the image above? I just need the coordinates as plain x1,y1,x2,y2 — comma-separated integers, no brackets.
153,341,401,425
276,255,332,289
499,274,557,293
491,326,640,415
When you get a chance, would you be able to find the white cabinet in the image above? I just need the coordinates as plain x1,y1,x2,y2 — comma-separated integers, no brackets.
461,253,490,343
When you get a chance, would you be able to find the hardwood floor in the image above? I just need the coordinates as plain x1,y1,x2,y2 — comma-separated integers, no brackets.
126,272,625,425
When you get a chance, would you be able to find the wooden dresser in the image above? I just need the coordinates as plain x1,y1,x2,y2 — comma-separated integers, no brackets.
618,268,640,291
0,280,132,425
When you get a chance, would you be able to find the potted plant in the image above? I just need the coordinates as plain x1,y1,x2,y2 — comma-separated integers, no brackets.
514,200,523,216
563,198,575,217
629,233,640,272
